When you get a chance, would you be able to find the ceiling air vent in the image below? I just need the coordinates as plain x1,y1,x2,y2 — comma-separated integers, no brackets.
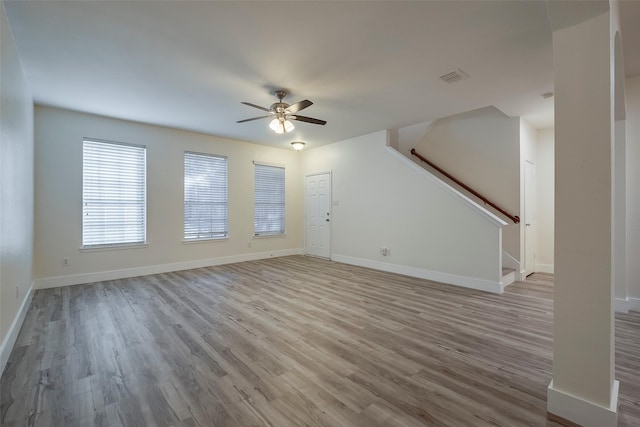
439,69,469,84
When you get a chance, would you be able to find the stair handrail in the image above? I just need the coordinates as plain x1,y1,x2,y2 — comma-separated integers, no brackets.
410,148,520,224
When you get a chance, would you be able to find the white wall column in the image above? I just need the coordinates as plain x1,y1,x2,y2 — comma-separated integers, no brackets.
626,76,640,310
614,118,627,312
546,4,618,426
612,22,628,313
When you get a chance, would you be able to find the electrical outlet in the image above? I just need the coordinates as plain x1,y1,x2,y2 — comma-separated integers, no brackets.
380,247,389,256
62,257,69,266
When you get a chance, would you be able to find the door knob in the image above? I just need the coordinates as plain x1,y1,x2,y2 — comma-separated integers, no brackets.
326,219,330,222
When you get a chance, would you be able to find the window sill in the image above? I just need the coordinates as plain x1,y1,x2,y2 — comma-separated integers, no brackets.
254,233,286,239
182,237,229,244
79,242,149,252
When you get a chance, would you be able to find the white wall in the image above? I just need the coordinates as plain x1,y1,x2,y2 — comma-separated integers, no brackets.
536,128,554,273
34,106,303,287
0,2,34,371
301,130,506,292
412,106,521,261
627,75,640,308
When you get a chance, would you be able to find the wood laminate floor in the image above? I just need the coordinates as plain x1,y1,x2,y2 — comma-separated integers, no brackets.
1,256,638,426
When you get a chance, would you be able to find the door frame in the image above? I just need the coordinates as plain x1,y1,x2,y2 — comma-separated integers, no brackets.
304,171,332,259
523,160,536,277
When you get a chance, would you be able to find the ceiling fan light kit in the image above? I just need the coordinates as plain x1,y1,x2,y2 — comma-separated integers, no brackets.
269,117,295,134
238,90,326,135
283,120,294,133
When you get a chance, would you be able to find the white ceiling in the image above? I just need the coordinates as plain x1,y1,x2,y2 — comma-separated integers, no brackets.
3,1,631,150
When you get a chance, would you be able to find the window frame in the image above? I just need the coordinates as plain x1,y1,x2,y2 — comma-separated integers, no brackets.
183,151,229,242
254,162,286,237
82,138,147,249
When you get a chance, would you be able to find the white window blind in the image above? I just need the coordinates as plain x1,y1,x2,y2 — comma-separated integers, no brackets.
82,139,146,247
184,152,228,240
254,163,285,236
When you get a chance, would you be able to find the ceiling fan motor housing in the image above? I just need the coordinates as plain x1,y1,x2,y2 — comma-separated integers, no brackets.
270,102,290,114
271,90,290,114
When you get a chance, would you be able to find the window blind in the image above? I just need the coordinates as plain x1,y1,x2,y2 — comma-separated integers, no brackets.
254,163,285,235
82,139,146,247
184,152,228,240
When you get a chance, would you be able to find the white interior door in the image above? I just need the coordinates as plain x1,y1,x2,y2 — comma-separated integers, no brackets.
524,160,536,276
305,173,331,258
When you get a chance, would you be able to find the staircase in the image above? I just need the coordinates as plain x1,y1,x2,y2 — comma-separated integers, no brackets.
409,146,521,290
387,127,521,291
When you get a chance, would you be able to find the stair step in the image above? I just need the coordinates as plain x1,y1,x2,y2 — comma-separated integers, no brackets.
502,267,515,277
501,267,516,287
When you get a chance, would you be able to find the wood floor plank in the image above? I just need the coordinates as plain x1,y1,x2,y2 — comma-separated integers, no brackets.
1,255,639,426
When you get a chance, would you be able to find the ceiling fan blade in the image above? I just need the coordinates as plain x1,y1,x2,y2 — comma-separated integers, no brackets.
236,115,271,123
285,100,313,114
241,102,270,112
290,115,327,125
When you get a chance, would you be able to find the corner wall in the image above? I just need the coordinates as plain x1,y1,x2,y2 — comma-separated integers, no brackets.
0,2,34,373
33,106,303,288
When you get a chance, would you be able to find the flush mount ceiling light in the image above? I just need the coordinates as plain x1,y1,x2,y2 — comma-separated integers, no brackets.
237,90,327,134
291,141,305,151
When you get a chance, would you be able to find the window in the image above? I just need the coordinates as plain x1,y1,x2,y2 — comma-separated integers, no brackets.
82,139,146,247
184,152,228,240
254,163,285,236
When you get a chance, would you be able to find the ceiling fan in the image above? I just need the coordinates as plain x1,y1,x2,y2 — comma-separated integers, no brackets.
237,90,327,134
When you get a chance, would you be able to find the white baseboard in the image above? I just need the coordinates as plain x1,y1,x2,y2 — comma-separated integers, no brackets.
616,297,640,313
615,297,629,313
0,281,34,376
536,263,555,274
34,249,304,289
547,379,619,427
332,254,503,294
